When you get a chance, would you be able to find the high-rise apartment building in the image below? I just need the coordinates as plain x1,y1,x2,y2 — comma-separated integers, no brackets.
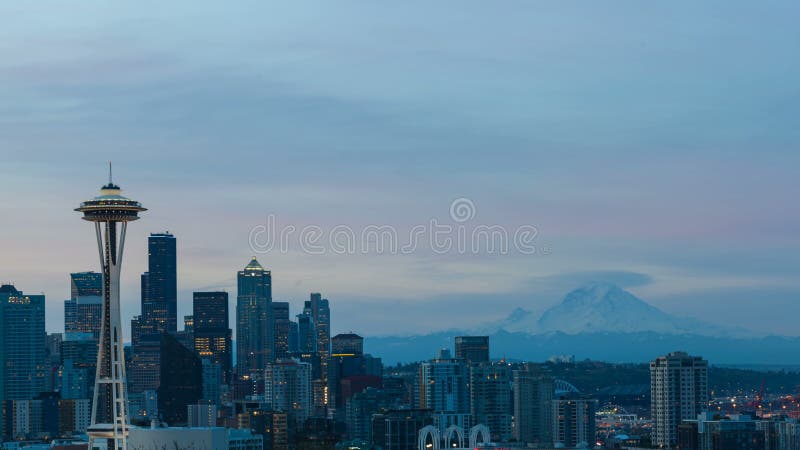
650,351,709,448
513,364,554,446
469,362,512,441
417,349,470,431
193,291,232,383
552,393,598,448
236,257,272,374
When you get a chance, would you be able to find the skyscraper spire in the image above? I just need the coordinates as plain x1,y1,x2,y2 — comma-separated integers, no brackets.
108,160,113,185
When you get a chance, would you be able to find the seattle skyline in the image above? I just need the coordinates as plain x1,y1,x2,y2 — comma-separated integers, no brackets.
2,1,800,338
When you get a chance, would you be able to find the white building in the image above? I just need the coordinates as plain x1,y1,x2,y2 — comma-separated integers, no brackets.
650,351,708,448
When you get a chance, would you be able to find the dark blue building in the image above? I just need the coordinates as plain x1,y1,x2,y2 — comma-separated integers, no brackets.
143,232,177,335
193,291,233,383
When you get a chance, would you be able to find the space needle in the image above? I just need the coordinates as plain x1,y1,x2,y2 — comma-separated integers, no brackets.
76,164,146,450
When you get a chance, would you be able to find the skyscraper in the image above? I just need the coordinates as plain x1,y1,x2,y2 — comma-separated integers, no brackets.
650,351,709,448
193,291,232,383
0,284,46,401
76,170,145,450
236,257,272,374
158,333,202,426
513,364,554,446
143,232,177,335
307,293,331,363
305,293,330,408
272,302,291,360
130,233,178,399
454,336,489,363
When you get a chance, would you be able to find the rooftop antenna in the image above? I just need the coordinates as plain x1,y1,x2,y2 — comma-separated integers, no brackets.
108,160,113,185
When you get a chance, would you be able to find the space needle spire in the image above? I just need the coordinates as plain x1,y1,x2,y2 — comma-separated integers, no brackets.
76,167,146,450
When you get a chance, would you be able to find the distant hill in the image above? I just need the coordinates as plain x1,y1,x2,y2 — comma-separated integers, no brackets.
366,329,800,365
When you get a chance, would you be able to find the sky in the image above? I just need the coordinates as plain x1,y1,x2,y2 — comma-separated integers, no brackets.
1,1,799,338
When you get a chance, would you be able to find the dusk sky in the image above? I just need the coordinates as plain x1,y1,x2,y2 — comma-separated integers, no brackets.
2,1,799,338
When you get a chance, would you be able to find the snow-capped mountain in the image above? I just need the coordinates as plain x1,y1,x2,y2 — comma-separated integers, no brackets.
490,282,746,337
538,282,730,335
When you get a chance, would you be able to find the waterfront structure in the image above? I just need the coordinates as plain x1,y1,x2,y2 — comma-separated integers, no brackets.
236,257,272,374
650,351,709,448
454,336,489,363
75,168,145,449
